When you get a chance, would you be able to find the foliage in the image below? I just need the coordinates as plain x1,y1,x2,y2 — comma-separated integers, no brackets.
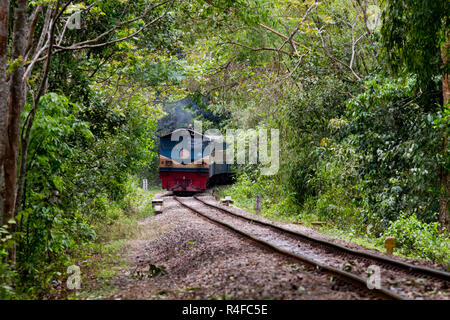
206,0,449,265
2,0,449,298
381,0,449,90
6,86,161,296
0,226,18,299
344,75,442,230
381,213,449,266
95,180,155,242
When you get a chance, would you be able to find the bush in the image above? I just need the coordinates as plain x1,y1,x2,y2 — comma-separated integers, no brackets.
380,213,449,267
95,179,155,242
0,226,19,299
346,76,441,224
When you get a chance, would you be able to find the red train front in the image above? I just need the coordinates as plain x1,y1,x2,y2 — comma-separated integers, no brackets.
159,128,211,192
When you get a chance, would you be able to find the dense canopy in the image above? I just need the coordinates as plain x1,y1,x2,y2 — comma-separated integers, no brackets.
0,0,448,298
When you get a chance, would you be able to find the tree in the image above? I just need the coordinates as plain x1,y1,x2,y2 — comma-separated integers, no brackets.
0,0,9,223
0,0,175,262
381,0,449,232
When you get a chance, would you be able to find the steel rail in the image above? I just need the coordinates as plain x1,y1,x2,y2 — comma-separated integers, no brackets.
174,196,406,300
194,195,450,281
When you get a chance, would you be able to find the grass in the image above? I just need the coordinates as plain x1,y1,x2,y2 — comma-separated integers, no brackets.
66,240,128,300
61,183,163,299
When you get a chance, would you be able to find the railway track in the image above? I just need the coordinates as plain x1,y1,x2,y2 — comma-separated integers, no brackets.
173,195,450,300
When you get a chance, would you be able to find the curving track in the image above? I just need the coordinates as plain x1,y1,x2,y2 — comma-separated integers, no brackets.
173,195,450,300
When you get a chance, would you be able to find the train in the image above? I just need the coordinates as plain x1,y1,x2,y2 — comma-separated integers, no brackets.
159,127,233,192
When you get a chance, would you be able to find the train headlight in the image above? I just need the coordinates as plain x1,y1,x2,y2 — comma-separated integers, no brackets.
179,149,190,159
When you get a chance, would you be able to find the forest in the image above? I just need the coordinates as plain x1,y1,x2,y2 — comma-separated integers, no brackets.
0,0,448,299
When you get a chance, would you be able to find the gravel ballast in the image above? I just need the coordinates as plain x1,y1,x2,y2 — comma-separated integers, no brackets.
105,195,376,300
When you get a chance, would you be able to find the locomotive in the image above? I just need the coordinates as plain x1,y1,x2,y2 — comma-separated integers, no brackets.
159,128,233,192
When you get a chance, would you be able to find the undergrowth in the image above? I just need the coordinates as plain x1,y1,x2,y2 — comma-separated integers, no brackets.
0,179,159,299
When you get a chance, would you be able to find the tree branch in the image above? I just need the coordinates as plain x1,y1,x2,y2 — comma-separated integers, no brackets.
16,1,61,217
218,39,297,57
54,0,172,51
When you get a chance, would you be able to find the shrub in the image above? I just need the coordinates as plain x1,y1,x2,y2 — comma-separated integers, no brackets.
380,213,449,266
0,226,19,299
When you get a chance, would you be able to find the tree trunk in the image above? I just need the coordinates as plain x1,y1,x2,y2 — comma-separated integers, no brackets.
0,0,10,223
439,41,449,233
15,3,58,217
3,0,28,263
